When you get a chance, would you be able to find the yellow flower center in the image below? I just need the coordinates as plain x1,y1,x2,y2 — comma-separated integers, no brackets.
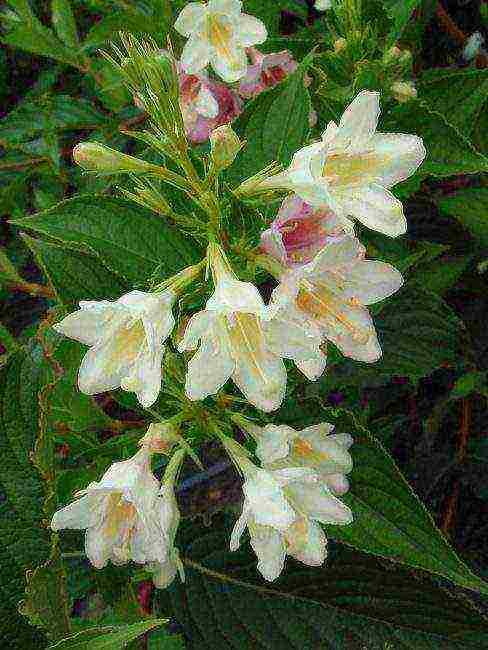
323,151,383,187
207,13,234,59
292,438,314,458
105,319,146,373
296,281,370,344
103,493,137,539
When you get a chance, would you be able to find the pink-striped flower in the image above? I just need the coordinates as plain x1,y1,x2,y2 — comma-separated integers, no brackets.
238,48,297,98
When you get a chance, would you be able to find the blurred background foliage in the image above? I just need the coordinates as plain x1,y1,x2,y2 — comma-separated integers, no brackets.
1,0,488,648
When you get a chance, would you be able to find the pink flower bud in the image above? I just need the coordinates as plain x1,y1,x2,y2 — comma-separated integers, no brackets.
179,71,243,144
238,48,298,99
260,195,348,267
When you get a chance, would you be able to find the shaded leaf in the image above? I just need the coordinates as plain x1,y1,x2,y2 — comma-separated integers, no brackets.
438,188,488,248
227,63,311,185
13,195,203,285
48,619,168,649
157,513,488,649
21,234,128,304
51,0,79,48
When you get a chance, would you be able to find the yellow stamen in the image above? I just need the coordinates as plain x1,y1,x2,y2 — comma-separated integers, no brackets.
228,313,269,384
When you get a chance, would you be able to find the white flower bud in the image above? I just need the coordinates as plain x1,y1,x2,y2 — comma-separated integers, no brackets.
73,142,155,174
391,80,417,103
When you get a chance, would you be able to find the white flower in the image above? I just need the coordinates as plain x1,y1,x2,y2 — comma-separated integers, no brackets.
314,0,332,11
263,91,426,237
463,32,484,62
391,80,417,104
254,422,353,495
174,0,267,83
269,234,403,364
150,480,185,589
53,290,176,407
51,449,167,568
178,272,285,411
230,464,352,581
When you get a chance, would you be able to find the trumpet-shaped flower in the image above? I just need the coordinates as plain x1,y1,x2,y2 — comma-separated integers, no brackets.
238,48,297,98
174,0,267,83
178,270,286,412
260,194,352,267
253,422,353,495
230,463,352,580
53,290,175,407
179,70,242,143
262,91,425,237
51,449,167,568
269,235,403,364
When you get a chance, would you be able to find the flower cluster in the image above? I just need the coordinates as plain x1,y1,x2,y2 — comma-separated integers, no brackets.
52,1,426,587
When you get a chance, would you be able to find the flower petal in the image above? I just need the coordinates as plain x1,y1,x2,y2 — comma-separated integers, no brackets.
323,473,350,495
178,310,215,351
286,518,327,566
208,278,265,314
255,425,294,464
208,0,242,15
211,45,248,82
331,91,380,152
250,524,286,581
341,260,404,305
286,482,353,525
236,13,267,47
194,84,219,118
131,345,164,408
337,184,407,237
174,2,207,36
53,307,108,346
369,132,426,188
244,469,296,530
181,35,212,75
185,333,234,401
233,350,287,412
230,502,251,551
51,494,96,530
85,525,111,568
295,352,327,381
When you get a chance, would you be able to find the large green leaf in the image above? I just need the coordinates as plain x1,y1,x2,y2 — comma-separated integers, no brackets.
0,349,51,648
417,68,488,138
158,514,488,649
382,103,488,178
227,63,311,185
438,188,488,248
48,619,168,649
13,196,203,285
51,0,79,48
1,0,81,67
22,234,128,304
320,412,488,596
0,95,107,147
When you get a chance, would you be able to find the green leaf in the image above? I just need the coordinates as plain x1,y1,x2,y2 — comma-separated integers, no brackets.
48,619,168,649
0,348,52,647
382,103,488,178
13,195,203,285
51,0,79,48
0,95,106,147
417,68,488,138
21,234,128,304
1,0,80,67
450,371,487,399
227,63,311,185
158,514,488,649
410,255,472,295
320,412,488,596
383,0,422,40
438,188,488,248
329,286,462,387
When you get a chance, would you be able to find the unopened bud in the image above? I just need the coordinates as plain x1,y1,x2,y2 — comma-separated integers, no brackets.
209,125,242,170
334,38,347,53
139,422,178,454
391,80,417,103
383,46,402,64
73,142,155,174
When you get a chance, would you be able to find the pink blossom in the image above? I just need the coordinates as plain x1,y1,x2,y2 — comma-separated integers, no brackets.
238,48,297,99
260,195,350,267
179,72,243,144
